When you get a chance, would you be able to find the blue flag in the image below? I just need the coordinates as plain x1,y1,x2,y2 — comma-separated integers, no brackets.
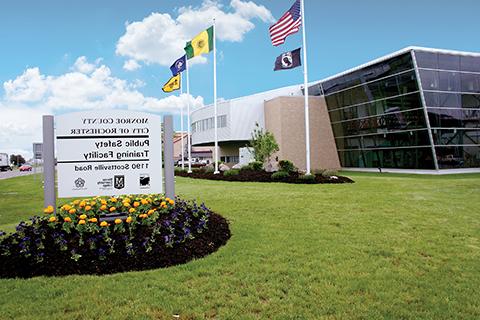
170,55,186,76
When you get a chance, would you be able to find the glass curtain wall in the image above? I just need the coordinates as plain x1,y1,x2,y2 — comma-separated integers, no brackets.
415,50,480,168
317,53,436,169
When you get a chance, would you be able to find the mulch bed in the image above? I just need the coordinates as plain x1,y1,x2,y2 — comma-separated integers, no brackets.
176,169,354,184
0,213,231,278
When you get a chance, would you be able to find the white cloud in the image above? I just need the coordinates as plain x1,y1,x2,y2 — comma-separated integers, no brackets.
0,57,204,158
123,59,141,71
116,0,273,67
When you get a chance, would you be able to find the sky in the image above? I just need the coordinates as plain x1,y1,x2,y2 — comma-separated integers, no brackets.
1,0,479,158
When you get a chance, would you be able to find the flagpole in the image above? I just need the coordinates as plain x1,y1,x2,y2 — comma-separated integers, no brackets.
186,56,192,173
213,19,219,174
180,72,185,170
300,0,311,175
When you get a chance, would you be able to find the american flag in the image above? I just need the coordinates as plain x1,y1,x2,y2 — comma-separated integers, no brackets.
269,0,302,47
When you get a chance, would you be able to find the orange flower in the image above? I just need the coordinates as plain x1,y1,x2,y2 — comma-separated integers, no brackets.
69,208,76,214
109,207,116,212
110,197,117,203
129,208,136,214
79,201,86,208
73,200,80,205
165,197,171,202
101,200,107,205
85,205,92,211
44,206,54,214
62,204,72,211
114,218,122,225
168,199,174,205
139,214,148,219
100,205,107,211
160,201,166,207
64,217,72,223
48,216,57,223
88,218,98,223
141,199,148,205
79,214,87,220
100,221,108,227
123,197,131,203
133,201,140,208
78,219,86,225
147,209,155,215
123,202,131,208
90,201,96,206
126,216,133,223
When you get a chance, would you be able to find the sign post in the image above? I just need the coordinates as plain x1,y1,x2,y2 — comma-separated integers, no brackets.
32,142,43,181
163,115,175,199
42,116,56,214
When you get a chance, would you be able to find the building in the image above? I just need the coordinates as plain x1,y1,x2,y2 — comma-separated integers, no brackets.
173,132,213,164
191,47,480,172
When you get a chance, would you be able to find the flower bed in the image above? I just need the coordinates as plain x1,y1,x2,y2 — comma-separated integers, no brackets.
176,169,354,184
0,195,230,278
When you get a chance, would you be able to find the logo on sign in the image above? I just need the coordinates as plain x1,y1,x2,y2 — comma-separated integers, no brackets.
114,175,125,189
139,174,150,189
74,178,86,188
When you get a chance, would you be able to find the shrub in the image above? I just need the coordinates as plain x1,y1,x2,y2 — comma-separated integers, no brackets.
321,169,338,177
248,161,264,171
313,169,326,176
0,195,231,278
271,170,290,180
223,169,240,177
174,167,187,173
298,174,316,183
203,166,215,173
278,160,296,173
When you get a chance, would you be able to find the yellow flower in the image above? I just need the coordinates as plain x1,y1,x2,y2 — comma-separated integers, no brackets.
100,205,107,211
44,206,54,214
48,216,57,223
129,208,136,214
109,207,116,212
114,218,122,225
110,197,117,203
73,200,80,205
168,199,174,205
133,201,140,208
78,219,86,225
100,221,108,227
147,209,155,215
160,201,166,207
79,201,86,208
141,199,148,205
123,197,131,203
101,200,107,205
79,214,87,220
123,202,131,208
165,197,171,202
62,204,71,211
126,216,133,223
69,208,77,214
90,201,96,206
64,217,72,223
88,218,98,223
85,205,92,211
139,214,148,219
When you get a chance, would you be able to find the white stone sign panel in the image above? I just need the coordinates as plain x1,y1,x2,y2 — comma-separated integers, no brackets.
56,110,162,197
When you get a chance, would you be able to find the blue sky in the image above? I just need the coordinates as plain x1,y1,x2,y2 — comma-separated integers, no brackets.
0,0,479,156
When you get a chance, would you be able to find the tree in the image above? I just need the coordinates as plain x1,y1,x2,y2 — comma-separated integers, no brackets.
249,123,279,165
10,154,26,166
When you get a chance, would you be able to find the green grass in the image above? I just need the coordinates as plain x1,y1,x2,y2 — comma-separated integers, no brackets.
1,172,480,319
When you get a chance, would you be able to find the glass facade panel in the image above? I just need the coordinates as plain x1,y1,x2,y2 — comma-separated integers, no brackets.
460,73,480,92
460,56,480,72
427,108,480,128
338,147,435,169
435,145,480,168
433,129,480,145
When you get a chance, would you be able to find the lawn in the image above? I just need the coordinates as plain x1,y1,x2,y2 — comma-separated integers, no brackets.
0,172,479,319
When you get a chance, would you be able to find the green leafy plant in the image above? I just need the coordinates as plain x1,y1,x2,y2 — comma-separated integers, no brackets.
249,123,279,166
298,174,316,182
223,169,240,177
271,171,290,180
278,160,297,173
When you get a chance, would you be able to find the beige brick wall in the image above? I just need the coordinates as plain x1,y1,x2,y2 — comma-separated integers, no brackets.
264,96,340,171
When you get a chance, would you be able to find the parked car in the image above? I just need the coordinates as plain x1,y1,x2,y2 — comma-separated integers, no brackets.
19,165,32,171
